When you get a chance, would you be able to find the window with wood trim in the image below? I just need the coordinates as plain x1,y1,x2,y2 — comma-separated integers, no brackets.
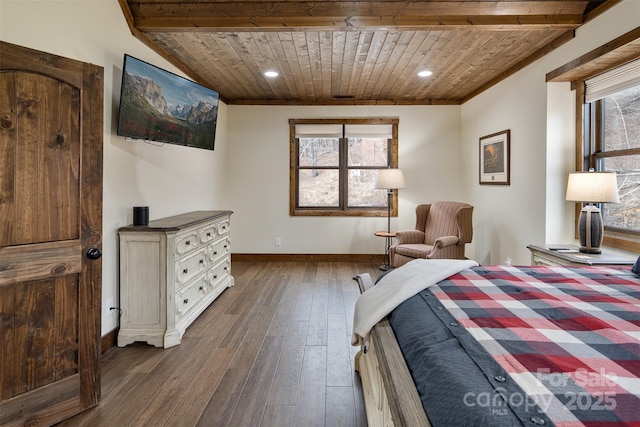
579,59,640,252
289,118,399,216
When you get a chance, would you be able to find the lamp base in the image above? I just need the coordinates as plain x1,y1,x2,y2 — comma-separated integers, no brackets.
578,205,603,254
578,246,602,254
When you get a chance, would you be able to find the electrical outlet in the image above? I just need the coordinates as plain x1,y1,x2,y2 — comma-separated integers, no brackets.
275,237,282,246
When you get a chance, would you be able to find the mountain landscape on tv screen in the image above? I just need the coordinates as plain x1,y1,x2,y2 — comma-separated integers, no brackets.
119,70,217,149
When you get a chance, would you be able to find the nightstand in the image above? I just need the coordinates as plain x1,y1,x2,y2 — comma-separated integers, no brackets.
527,244,635,267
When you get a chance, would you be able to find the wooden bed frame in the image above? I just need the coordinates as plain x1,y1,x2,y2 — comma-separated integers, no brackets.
353,274,431,427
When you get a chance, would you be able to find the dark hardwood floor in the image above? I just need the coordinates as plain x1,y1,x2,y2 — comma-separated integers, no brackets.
58,261,383,427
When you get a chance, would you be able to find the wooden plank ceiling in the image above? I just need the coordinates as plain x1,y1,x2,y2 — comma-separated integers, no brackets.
119,0,617,105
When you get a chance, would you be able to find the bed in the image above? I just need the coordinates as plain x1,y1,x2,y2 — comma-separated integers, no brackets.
352,259,640,427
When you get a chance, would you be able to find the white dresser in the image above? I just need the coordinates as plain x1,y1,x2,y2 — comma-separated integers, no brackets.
117,210,233,348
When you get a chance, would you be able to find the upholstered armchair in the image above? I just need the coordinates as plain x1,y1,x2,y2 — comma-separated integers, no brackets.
389,201,473,268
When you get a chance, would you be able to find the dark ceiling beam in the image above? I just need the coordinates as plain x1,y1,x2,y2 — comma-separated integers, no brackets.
127,1,586,32
133,16,584,32
546,26,640,82
128,1,589,17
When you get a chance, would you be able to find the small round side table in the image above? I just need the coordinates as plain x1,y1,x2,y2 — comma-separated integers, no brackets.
374,231,396,271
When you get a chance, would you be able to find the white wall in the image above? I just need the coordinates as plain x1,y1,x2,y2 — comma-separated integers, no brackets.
546,82,576,244
1,0,231,335
461,65,548,265
226,105,463,254
461,0,640,265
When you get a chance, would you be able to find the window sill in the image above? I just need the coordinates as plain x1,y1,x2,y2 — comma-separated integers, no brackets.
291,208,391,217
603,231,640,254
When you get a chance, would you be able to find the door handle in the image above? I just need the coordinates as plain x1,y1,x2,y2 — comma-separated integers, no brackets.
86,248,102,260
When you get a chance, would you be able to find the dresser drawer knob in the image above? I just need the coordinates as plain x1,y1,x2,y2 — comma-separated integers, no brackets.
185,240,191,246
183,298,189,304
183,268,188,274
199,259,204,264
207,232,212,237
199,286,204,291
213,251,218,255
213,275,217,279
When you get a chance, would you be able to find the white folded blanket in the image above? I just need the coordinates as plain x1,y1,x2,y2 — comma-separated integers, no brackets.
351,258,478,346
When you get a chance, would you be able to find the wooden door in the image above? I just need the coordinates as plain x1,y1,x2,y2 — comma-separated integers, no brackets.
0,41,103,425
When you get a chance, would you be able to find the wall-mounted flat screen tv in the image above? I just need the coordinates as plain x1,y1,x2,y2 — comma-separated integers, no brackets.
117,54,219,150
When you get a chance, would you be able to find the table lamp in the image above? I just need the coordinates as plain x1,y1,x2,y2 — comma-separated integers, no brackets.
565,171,619,254
375,168,406,234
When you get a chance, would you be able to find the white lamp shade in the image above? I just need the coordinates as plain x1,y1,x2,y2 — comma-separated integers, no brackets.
375,169,406,190
566,172,619,203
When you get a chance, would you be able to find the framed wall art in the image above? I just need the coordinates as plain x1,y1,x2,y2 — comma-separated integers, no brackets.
479,129,510,185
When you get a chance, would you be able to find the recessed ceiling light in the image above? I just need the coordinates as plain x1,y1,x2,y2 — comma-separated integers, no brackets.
418,70,433,77
264,70,279,78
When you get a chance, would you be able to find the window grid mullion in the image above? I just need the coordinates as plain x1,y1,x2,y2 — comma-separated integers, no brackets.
593,100,604,170
594,147,640,158
339,136,347,209
295,137,300,209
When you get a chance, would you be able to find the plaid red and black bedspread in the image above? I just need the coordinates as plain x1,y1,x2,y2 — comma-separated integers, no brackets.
431,265,640,427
